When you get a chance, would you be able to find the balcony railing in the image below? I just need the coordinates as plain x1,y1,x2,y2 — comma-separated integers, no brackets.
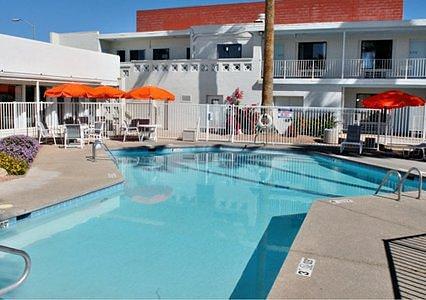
273,58,426,79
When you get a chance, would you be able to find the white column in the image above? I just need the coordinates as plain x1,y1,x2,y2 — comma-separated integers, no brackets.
341,31,346,79
35,81,41,129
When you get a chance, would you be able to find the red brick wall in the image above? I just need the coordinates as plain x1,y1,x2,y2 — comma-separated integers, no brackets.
136,0,403,32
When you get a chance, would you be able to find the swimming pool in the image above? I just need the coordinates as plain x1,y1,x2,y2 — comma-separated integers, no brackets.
0,147,417,298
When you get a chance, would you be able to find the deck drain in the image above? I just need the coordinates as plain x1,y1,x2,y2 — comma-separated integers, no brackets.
296,257,316,277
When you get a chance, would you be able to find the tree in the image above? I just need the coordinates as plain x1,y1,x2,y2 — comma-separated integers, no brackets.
261,0,275,107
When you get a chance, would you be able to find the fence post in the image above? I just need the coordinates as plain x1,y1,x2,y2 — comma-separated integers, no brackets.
13,102,17,135
231,105,235,143
376,110,381,151
206,104,210,142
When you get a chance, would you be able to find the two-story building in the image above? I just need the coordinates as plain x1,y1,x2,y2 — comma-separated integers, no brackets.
51,0,426,109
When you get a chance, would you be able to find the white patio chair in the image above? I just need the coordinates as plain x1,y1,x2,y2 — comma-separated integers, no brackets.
37,121,57,145
340,125,363,155
85,122,104,143
64,124,84,149
121,119,140,142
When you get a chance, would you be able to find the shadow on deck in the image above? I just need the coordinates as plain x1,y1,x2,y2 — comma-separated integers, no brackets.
384,233,426,299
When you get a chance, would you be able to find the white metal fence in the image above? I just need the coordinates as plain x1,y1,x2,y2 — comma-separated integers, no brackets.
1,101,425,147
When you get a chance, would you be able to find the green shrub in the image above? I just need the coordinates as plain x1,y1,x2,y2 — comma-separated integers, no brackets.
0,152,29,175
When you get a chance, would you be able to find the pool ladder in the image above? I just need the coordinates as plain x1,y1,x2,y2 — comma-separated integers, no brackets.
375,167,423,201
0,245,31,296
90,140,118,166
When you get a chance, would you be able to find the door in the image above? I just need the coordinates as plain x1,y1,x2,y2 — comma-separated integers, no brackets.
409,40,426,77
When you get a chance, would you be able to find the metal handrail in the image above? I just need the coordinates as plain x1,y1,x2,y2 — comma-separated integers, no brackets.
397,167,423,200
0,245,31,296
91,140,118,166
101,142,118,166
375,170,402,200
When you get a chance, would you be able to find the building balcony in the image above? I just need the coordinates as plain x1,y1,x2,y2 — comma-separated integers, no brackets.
272,58,426,80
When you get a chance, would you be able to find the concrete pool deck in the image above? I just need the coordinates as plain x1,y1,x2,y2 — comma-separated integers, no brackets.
268,192,426,299
0,145,123,221
0,140,425,297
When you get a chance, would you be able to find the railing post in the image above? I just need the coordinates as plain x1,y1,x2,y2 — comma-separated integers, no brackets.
206,104,210,142
405,58,409,79
312,60,315,79
283,60,287,79
373,60,376,79
231,105,235,143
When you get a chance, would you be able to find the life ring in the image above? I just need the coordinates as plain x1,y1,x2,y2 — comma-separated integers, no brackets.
257,113,273,128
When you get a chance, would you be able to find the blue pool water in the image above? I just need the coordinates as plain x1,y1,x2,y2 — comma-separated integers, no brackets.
0,148,418,298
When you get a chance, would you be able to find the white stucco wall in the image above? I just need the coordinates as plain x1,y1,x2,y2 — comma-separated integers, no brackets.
106,36,190,61
276,32,343,60
121,59,262,105
271,84,343,107
191,24,263,60
50,31,102,52
0,33,120,85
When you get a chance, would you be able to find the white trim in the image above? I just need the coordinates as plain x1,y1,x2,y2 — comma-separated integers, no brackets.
274,19,426,34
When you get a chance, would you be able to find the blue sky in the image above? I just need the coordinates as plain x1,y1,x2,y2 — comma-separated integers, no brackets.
0,0,424,42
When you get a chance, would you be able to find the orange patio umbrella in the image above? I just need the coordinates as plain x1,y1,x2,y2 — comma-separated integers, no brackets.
124,85,175,101
88,86,125,99
362,90,425,109
44,83,94,98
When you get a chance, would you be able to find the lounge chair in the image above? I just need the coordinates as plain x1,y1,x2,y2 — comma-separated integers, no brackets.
340,125,363,155
404,142,426,160
86,122,104,143
64,124,84,149
37,122,57,145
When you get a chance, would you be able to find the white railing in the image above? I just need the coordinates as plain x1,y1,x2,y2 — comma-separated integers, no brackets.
273,58,426,79
1,101,425,147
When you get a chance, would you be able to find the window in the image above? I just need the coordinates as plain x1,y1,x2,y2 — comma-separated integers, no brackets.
298,42,327,60
186,48,191,60
130,50,145,61
274,44,284,60
274,96,304,107
217,44,242,59
153,48,170,60
117,50,126,62
361,40,393,69
181,95,191,103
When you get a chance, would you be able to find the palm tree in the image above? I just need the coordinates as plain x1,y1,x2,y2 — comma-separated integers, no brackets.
261,0,275,107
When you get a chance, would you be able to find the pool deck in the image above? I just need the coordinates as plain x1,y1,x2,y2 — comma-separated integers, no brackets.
0,139,425,298
0,145,123,221
268,192,426,299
